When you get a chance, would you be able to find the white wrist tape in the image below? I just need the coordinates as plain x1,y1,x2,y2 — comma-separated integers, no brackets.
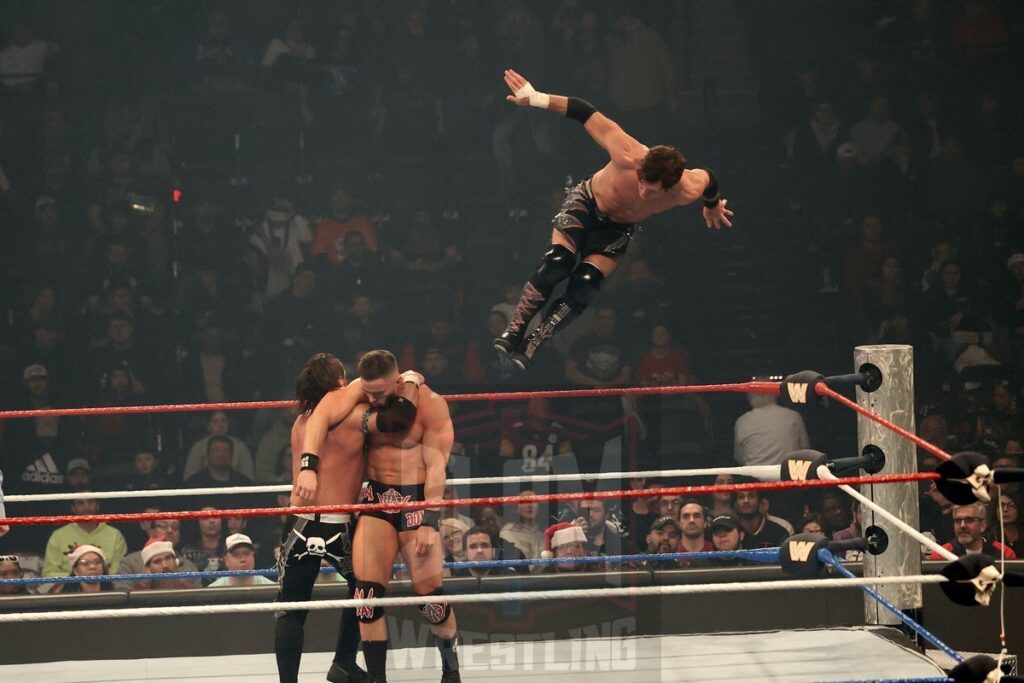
515,82,550,109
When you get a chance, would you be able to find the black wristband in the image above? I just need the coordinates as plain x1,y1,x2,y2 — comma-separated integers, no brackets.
421,509,441,530
566,97,596,124
299,453,320,472
701,167,720,208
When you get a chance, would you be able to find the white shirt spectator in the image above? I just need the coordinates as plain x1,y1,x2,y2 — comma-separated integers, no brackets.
733,395,811,466
249,213,311,298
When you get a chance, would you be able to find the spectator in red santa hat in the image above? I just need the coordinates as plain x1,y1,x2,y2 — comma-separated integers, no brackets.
540,522,588,573
135,536,195,590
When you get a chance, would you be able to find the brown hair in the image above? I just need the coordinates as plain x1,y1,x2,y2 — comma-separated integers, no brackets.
357,349,398,381
639,145,686,189
295,353,346,415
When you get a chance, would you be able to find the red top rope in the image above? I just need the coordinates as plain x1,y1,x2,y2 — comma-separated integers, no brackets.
815,384,951,461
0,471,941,527
0,382,780,419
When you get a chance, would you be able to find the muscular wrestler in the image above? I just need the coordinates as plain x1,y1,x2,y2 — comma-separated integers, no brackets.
299,350,460,683
277,353,422,683
494,68,735,369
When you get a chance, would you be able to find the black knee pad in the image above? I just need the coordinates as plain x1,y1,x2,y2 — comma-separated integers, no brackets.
536,244,576,286
418,588,453,625
353,581,386,623
566,261,605,307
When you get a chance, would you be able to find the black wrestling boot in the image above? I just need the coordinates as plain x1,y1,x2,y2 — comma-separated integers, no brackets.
493,329,523,355
512,300,580,370
437,635,460,682
362,641,387,683
497,245,577,356
327,661,367,682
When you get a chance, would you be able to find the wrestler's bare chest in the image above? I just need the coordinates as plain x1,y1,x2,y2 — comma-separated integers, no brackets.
591,163,693,223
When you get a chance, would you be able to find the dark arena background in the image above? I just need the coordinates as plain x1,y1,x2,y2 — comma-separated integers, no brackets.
1,2,1024,682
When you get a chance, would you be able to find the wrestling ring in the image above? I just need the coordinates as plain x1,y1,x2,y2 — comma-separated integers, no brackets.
1,344,1023,682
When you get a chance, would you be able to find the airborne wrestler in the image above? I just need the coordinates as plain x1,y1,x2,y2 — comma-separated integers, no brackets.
494,68,735,369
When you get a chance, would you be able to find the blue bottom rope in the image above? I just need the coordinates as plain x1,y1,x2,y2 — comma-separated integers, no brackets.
820,548,962,669
0,547,782,587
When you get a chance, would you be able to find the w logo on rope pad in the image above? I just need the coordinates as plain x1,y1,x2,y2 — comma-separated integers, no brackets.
785,459,813,481
779,371,825,408
786,383,809,404
787,541,816,563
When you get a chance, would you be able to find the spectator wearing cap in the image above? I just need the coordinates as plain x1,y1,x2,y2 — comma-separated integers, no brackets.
249,197,311,299
42,495,127,581
135,537,195,590
541,522,588,573
929,502,1016,560
0,555,29,595
677,500,712,556
21,363,51,408
643,516,681,568
207,533,274,587
51,544,115,594
65,458,91,491
704,514,750,567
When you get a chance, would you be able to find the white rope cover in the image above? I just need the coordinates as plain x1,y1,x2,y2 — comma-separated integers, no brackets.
816,465,957,562
0,574,948,623
3,465,781,503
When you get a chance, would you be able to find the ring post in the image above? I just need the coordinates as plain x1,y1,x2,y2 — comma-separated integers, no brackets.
853,344,921,625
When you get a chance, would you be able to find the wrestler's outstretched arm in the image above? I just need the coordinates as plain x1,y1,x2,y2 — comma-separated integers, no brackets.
415,393,455,557
503,68,644,168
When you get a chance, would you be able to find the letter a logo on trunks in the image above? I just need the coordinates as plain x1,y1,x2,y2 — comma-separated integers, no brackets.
788,540,816,563
354,586,375,621
377,488,412,514
786,383,809,404
786,459,813,481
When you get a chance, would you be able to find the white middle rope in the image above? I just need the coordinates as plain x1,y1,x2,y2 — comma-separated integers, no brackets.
0,574,949,623
816,465,957,562
3,465,781,503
